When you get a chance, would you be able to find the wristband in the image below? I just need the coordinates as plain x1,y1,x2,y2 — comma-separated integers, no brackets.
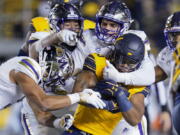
115,89,132,112
67,93,80,105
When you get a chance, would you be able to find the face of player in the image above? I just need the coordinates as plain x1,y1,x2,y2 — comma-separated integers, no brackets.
115,63,139,73
100,19,120,35
114,56,139,72
60,20,80,34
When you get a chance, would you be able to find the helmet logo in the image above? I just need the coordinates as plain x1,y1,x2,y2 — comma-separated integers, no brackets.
127,52,133,56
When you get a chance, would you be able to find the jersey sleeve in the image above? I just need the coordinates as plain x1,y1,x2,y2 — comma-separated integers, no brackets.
156,47,173,76
16,57,42,83
127,86,150,98
83,53,107,80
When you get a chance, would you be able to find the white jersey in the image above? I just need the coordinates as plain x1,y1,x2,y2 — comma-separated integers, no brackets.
157,46,180,92
0,56,41,110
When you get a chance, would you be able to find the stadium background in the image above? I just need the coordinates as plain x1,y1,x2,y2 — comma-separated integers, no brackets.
0,0,179,135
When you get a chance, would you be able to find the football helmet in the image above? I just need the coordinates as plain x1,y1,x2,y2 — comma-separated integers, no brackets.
48,3,83,36
164,11,180,50
95,1,132,44
113,33,145,72
39,46,74,93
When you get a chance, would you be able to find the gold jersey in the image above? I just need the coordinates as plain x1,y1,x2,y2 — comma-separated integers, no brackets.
73,53,148,135
31,17,50,32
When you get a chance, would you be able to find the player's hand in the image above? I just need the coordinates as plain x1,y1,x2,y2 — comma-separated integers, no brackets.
57,29,77,46
58,114,74,130
79,88,106,109
94,79,129,100
103,60,120,82
94,79,119,100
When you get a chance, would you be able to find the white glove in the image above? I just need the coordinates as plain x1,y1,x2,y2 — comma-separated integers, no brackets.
79,88,106,109
53,114,74,130
103,60,120,82
56,29,77,46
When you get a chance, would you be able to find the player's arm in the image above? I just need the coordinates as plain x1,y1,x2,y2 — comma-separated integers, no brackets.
29,29,77,60
28,100,73,130
11,70,105,111
121,93,145,126
154,65,168,83
29,32,60,60
72,53,101,93
72,70,98,93
104,57,155,86
12,70,73,111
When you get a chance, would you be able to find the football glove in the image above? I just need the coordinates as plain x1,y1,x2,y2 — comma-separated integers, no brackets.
103,60,121,82
93,79,119,100
53,114,74,130
94,79,129,100
57,29,77,46
79,88,106,109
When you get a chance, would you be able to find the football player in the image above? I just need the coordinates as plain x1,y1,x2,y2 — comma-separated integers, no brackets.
155,11,180,134
62,33,149,135
20,3,104,135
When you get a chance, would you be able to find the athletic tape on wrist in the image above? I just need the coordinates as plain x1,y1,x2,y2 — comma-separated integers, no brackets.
67,93,80,105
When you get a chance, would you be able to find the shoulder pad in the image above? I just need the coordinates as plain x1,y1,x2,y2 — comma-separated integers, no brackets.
16,57,42,83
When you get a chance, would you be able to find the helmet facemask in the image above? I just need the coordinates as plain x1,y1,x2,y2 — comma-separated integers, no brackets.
48,3,84,37
164,12,180,50
164,30,180,50
95,1,132,45
95,17,130,44
113,53,141,72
